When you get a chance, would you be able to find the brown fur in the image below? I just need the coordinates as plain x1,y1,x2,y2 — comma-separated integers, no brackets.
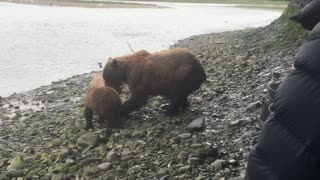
103,48,206,116
84,74,122,129
88,72,107,88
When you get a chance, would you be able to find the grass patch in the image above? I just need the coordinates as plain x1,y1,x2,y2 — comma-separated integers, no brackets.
0,0,164,8
236,4,287,11
117,0,289,5
261,6,309,50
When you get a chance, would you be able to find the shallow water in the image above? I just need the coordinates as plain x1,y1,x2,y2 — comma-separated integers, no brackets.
0,2,281,97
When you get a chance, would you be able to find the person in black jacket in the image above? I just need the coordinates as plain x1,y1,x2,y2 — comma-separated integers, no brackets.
245,17,320,180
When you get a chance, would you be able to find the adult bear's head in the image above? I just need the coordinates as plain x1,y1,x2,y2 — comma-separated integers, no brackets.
290,0,320,31
103,58,125,93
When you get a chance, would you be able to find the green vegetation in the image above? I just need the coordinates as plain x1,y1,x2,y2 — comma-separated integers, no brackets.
117,0,289,5
262,6,308,50
236,4,287,11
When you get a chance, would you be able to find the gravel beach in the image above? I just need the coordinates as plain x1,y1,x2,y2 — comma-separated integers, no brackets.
0,22,306,179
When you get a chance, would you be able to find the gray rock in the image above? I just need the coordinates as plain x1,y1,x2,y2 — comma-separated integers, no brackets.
229,119,250,126
76,134,100,148
208,159,226,172
0,174,10,180
199,146,219,159
6,156,24,170
177,151,189,163
177,133,192,139
228,159,238,166
159,175,170,180
106,151,120,162
169,137,181,144
229,177,244,180
190,143,203,149
128,165,142,174
131,130,145,138
105,169,127,178
80,158,103,167
157,168,168,176
246,102,261,112
186,118,205,131
178,165,191,174
98,162,112,171
58,148,71,158
51,173,69,180
65,159,75,166
5,169,24,178
187,157,200,166
0,158,9,168
121,148,132,160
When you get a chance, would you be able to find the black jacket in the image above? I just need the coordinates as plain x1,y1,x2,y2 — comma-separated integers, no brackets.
245,22,320,180
291,0,320,30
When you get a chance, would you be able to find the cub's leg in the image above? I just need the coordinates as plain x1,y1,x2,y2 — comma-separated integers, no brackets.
84,107,94,130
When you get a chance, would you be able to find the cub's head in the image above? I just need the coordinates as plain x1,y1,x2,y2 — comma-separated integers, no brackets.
103,58,125,93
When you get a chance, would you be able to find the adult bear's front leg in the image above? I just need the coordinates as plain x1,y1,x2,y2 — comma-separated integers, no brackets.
121,92,148,116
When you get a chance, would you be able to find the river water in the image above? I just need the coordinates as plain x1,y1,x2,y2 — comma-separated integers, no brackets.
0,1,282,97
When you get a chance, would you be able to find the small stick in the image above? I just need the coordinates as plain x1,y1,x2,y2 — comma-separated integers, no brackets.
127,42,135,53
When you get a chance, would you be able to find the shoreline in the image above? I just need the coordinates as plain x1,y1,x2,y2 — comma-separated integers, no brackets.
0,0,164,8
0,24,301,179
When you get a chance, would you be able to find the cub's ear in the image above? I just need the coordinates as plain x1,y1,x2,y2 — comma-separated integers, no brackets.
111,59,119,67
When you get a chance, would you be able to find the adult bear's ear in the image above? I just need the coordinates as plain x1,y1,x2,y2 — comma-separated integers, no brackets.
111,59,119,67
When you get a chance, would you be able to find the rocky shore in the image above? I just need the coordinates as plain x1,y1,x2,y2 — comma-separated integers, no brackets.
0,23,305,179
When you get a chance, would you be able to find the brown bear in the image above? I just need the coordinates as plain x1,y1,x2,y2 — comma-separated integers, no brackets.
103,48,206,116
84,73,122,129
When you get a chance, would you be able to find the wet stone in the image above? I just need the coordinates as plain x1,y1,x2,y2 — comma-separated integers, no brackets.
106,151,120,162
186,117,205,131
77,134,100,148
80,158,103,167
178,165,191,174
187,157,200,166
229,177,244,180
5,169,24,178
177,151,189,163
177,133,192,139
98,162,112,171
51,173,69,180
208,159,226,172
246,101,261,112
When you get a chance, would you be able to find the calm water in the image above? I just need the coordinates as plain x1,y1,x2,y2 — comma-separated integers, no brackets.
0,2,282,97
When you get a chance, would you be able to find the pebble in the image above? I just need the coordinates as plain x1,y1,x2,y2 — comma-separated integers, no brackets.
76,134,100,148
5,169,24,178
177,133,192,139
186,117,205,131
178,165,191,174
98,162,112,171
208,159,226,172
106,151,120,162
